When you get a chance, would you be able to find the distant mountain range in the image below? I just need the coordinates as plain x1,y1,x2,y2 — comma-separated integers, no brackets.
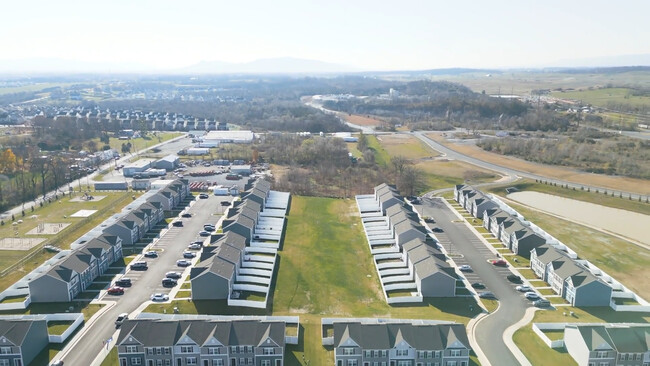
0,54,649,75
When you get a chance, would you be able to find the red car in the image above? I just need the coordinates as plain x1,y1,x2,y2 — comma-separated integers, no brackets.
491,259,508,267
107,286,125,295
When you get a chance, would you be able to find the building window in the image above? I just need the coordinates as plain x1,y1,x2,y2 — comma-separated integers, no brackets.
396,349,408,356
126,346,138,353
157,361,163,366
397,362,410,366
446,362,457,366
208,347,220,355
261,361,271,366
165,347,171,354
215,360,224,366
343,348,355,355
434,351,441,358
374,350,380,358
364,351,371,358
0,360,8,366
246,346,253,353
0,347,10,354
381,351,387,358
263,348,275,355
418,351,425,358
157,347,162,355
231,346,237,353
347,361,358,366
596,351,607,358
186,358,197,365
165,361,170,366
180,345,194,353
147,348,154,355
598,362,608,366
450,350,462,357
131,358,142,366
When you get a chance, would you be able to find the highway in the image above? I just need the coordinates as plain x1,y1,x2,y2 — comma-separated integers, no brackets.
418,197,529,366
59,194,228,365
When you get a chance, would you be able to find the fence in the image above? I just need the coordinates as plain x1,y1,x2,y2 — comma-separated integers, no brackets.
0,192,133,278
532,323,566,349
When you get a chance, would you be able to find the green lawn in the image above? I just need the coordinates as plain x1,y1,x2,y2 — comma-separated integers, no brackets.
0,295,27,304
90,132,182,154
144,196,483,366
47,320,73,335
518,268,539,280
366,135,391,168
100,348,118,366
487,179,650,216
537,288,556,296
0,302,103,321
513,325,577,366
0,192,138,293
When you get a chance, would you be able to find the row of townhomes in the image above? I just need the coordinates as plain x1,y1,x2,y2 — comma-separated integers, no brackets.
322,318,472,366
563,324,650,366
356,184,458,304
28,179,190,303
116,314,299,366
191,179,290,308
454,185,613,307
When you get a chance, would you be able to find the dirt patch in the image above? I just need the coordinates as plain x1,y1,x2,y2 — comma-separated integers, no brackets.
70,195,106,202
508,191,649,245
26,223,70,235
0,237,45,251
343,114,383,127
427,132,650,195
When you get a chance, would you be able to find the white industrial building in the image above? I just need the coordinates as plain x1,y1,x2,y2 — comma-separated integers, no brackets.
201,130,255,145
123,159,156,177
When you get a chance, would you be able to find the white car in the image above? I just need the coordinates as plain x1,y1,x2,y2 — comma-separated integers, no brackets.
150,293,169,302
524,291,540,300
115,313,129,326
459,265,472,272
516,285,532,292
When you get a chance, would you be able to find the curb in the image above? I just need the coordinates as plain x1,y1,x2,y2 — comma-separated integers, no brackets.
502,307,539,366
56,300,117,361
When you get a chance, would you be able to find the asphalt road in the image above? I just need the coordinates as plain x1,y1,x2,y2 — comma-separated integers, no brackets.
60,194,231,365
417,197,529,366
411,131,647,201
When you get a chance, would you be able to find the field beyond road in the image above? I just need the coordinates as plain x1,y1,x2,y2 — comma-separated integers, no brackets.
426,132,650,195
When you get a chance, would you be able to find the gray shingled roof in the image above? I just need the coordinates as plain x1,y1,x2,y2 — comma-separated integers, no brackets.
0,319,44,347
117,319,285,348
334,322,469,351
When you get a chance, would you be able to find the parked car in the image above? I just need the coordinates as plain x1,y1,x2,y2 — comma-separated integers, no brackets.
525,292,540,300
143,251,158,258
150,293,169,302
471,282,486,289
198,230,211,237
162,278,178,287
172,220,183,227
491,259,508,267
166,272,182,279
107,287,124,295
423,217,435,223
183,251,196,259
507,274,523,283
115,313,129,326
176,259,192,267
203,226,215,232
459,265,472,272
534,299,551,307
130,261,148,270
220,201,230,206
432,227,444,233
188,243,202,250
478,291,496,299
198,193,209,199
50,361,64,366
115,278,132,287
181,213,192,218
516,285,532,292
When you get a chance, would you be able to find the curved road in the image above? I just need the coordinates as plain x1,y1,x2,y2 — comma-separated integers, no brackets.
411,131,648,201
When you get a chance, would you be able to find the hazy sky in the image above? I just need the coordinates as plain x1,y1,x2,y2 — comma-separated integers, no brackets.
2,0,649,71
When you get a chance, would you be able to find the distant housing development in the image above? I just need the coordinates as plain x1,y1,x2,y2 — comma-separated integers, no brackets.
563,324,650,366
356,184,457,303
322,318,471,366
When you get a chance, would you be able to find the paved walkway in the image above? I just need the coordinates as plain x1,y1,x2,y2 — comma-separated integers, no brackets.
503,306,538,366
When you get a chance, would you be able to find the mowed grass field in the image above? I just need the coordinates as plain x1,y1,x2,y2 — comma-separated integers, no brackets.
90,132,182,154
505,201,650,296
145,196,482,366
551,87,650,109
364,133,498,192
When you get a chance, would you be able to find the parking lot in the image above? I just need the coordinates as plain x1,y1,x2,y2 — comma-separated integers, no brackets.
102,193,234,302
